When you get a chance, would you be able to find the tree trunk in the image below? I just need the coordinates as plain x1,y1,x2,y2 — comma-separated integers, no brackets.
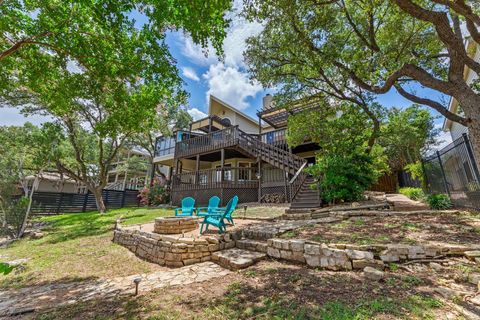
467,117,480,171
92,188,107,214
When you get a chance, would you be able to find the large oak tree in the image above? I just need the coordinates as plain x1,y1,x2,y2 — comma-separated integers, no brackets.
244,0,480,162
0,1,231,213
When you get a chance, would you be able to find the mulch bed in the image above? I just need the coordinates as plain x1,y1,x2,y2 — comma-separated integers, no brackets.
285,211,480,246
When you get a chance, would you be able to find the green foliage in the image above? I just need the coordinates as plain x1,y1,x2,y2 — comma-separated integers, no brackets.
308,151,382,204
138,179,170,206
404,161,426,187
0,263,14,276
399,187,425,201
287,103,379,155
0,1,232,213
426,194,453,210
379,105,438,170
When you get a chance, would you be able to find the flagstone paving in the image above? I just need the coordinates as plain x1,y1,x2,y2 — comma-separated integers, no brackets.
0,262,230,318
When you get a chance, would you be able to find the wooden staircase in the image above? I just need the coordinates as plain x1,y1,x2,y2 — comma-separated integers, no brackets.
290,176,321,209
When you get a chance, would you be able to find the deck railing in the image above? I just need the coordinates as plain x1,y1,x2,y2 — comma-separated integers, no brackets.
174,126,239,158
260,128,287,146
172,167,258,190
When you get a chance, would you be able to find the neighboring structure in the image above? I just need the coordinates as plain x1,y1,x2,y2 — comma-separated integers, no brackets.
24,172,85,193
153,94,320,208
105,149,155,191
434,38,480,209
443,39,478,140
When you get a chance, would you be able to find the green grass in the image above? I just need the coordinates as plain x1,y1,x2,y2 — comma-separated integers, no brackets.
0,207,172,289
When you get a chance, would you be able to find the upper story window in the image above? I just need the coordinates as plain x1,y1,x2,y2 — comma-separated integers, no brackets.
221,117,231,126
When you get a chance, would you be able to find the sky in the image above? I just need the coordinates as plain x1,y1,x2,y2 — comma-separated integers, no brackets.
0,2,453,148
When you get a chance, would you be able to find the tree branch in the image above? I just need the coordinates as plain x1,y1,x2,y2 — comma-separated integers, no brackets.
395,84,469,126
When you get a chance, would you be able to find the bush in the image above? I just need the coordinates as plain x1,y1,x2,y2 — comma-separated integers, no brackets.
138,178,170,206
426,194,452,210
308,152,381,204
399,187,425,201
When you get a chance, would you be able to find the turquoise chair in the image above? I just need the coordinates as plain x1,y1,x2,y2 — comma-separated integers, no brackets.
196,196,220,217
174,197,196,216
200,196,238,234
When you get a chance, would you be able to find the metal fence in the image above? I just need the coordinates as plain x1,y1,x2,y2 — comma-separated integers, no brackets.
29,189,141,215
423,133,480,210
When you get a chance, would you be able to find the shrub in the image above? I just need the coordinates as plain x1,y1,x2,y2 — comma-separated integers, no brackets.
399,187,425,201
307,152,381,204
138,178,170,206
426,194,452,210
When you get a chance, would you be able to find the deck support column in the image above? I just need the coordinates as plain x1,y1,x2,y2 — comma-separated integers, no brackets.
195,154,200,184
257,157,262,202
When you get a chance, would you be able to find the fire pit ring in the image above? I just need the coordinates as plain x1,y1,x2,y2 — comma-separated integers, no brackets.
153,216,200,234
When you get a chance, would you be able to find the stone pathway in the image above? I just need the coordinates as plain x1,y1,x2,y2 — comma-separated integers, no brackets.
386,193,428,211
0,262,230,318
212,248,266,270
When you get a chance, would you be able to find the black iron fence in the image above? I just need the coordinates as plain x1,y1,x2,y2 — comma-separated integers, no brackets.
29,189,140,215
423,133,480,210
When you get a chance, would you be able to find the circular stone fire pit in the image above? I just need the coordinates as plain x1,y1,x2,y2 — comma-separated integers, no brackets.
154,216,200,234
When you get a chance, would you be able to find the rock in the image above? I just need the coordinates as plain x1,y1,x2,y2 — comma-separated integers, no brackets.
29,232,44,240
465,251,480,261
363,266,384,281
471,295,480,306
429,262,443,271
434,287,469,299
468,273,480,286
346,249,374,261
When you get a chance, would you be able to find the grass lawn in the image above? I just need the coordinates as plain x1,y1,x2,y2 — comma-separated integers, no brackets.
0,207,173,289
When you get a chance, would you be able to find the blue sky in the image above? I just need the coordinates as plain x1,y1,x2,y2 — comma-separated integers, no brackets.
0,3,452,146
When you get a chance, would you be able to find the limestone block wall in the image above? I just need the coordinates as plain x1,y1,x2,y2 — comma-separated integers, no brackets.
264,239,480,271
113,226,237,267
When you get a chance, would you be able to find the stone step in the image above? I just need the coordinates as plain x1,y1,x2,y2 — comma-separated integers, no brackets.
236,239,268,253
211,248,266,270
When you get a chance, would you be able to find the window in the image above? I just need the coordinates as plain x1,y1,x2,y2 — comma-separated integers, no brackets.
221,117,231,126
216,164,232,181
238,162,251,181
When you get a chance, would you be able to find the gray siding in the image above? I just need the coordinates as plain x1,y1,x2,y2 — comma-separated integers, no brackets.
450,122,469,141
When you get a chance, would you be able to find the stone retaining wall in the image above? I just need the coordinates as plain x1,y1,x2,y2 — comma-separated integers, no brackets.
113,226,237,267
264,239,480,271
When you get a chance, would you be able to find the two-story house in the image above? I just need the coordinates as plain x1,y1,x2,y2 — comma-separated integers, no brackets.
153,94,320,208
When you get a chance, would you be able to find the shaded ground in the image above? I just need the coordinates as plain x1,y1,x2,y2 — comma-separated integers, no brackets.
28,259,465,320
283,211,480,246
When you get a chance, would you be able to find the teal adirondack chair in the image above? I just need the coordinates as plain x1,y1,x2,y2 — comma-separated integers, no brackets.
196,196,220,217
174,197,196,216
199,196,238,234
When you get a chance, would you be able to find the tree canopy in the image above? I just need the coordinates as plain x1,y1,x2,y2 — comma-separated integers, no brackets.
0,0,232,212
244,0,480,160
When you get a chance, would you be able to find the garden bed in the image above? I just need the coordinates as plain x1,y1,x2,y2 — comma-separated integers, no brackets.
282,211,480,247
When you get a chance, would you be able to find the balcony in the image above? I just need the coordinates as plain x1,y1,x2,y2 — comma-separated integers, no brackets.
154,131,204,158
174,126,240,159
260,128,287,147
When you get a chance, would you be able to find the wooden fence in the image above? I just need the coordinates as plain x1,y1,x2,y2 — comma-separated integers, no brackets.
29,189,140,214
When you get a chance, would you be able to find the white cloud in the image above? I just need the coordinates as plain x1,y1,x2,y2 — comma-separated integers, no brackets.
188,107,207,120
203,63,263,110
175,0,265,112
178,0,262,69
182,66,200,81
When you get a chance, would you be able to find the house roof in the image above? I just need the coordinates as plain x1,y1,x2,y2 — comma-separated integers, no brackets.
257,96,324,129
208,95,259,125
